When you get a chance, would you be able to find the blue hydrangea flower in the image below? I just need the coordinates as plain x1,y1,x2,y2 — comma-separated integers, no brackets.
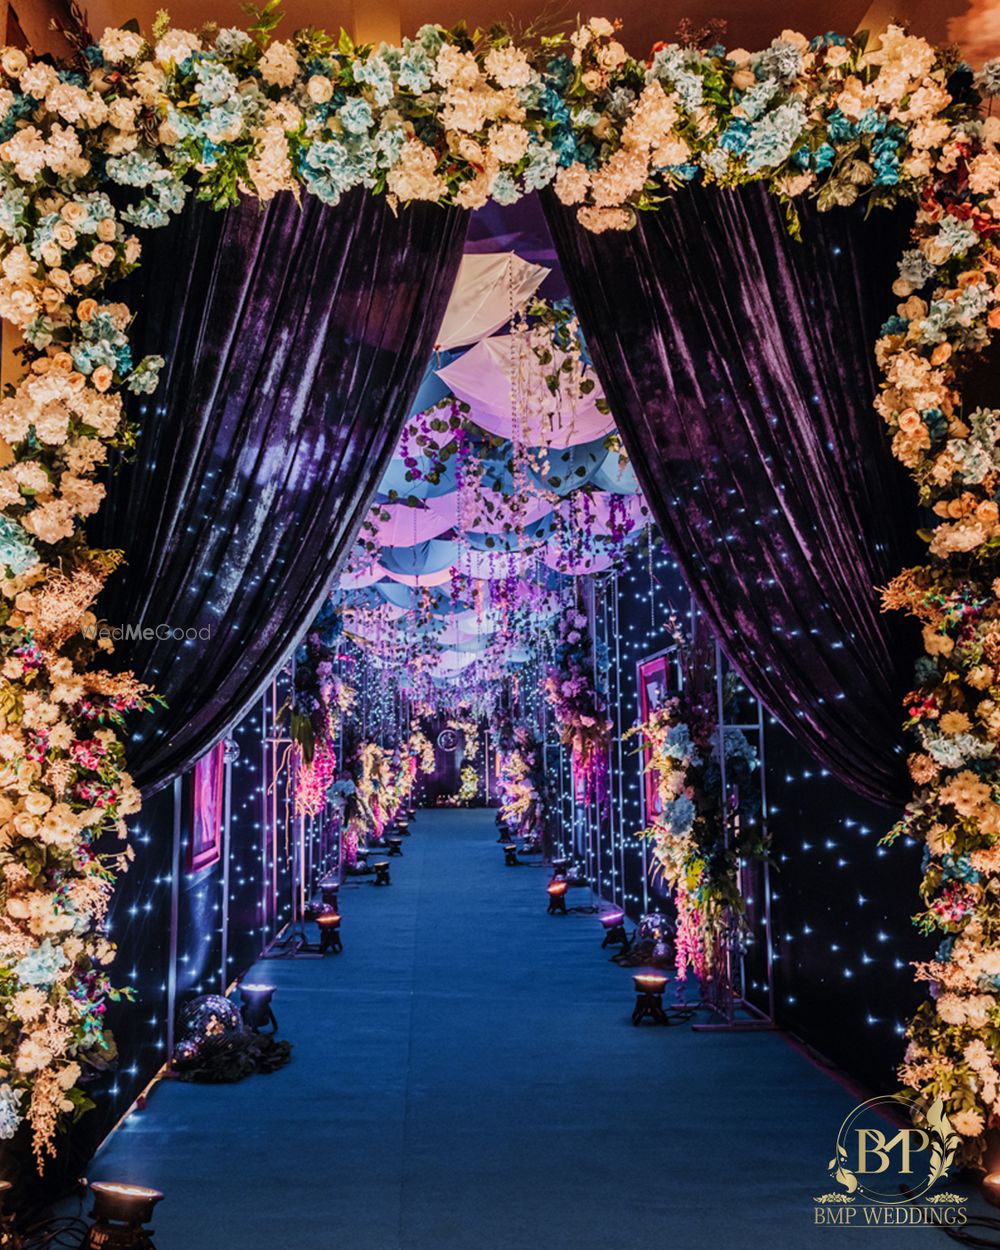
352,55,393,107
523,142,558,191
813,142,836,173
646,46,704,111
193,58,238,105
0,515,38,575
936,214,979,259
16,940,67,988
375,122,406,168
738,80,779,122
825,109,856,144
126,355,165,396
881,314,909,336
718,118,752,154
0,1087,23,1141
664,793,696,836
0,90,37,146
606,86,637,121
415,24,444,56
941,853,980,884
913,655,940,684
398,47,432,93
214,28,251,57
0,175,28,242
745,100,806,173
756,38,802,82
491,172,521,205
703,147,730,179
897,248,937,288
338,96,374,135
301,138,374,204
545,55,574,91
858,108,886,136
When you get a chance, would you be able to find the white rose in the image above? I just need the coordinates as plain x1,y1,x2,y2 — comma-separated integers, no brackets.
306,75,333,104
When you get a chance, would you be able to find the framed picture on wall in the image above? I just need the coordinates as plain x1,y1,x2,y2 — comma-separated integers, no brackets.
637,651,678,821
189,740,225,872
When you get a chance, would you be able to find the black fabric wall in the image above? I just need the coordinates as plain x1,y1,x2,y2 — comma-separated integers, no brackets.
66,680,294,1174
599,538,927,1095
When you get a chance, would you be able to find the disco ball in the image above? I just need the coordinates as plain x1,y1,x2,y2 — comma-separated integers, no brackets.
174,994,245,1066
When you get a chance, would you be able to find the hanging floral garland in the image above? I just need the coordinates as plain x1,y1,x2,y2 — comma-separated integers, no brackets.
405,725,436,778
0,6,999,1163
625,702,761,986
543,604,611,801
288,604,355,819
494,714,548,848
447,716,479,762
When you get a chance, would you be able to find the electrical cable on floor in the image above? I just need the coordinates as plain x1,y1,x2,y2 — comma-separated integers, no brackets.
943,1216,1000,1247
19,1215,91,1248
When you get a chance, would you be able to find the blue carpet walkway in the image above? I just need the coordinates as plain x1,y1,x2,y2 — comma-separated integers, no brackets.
87,808,958,1248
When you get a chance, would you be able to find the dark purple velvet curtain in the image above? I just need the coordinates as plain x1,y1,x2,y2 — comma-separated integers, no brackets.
96,189,466,793
544,185,917,806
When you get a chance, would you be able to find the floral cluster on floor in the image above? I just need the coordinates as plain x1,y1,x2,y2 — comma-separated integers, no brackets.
0,8,999,1162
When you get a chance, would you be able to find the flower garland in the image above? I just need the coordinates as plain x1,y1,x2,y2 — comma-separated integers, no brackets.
1,7,1000,1161
406,725,436,778
289,605,355,819
543,604,611,801
626,701,761,986
456,765,479,805
447,716,479,763
495,720,547,847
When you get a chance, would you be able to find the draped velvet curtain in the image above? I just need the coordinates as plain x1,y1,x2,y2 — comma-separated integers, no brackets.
96,189,466,793
545,185,917,806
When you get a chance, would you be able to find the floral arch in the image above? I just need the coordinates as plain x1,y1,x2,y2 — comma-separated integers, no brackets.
0,9,997,1164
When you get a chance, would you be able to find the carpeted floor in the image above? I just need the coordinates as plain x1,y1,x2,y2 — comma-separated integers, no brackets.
82,809,972,1248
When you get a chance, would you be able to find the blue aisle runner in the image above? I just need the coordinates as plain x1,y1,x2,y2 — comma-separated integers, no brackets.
85,809,957,1248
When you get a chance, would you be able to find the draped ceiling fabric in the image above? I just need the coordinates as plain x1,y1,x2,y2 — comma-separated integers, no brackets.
434,252,548,349
544,185,917,807
98,189,466,793
340,243,651,680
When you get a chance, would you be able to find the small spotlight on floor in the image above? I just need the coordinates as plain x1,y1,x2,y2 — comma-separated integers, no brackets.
546,880,568,914
632,974,670,1026
0,1180,16,1246
981,1171,1000,1209
373,861,391,886
239,983,277,1033
600,910,631,953
85,1181,164,1249
502,844,519,867
317,912,343,955
319,877,340,908
387,836,403,857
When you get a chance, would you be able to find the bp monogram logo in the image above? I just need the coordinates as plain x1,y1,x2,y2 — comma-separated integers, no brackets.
813,1095,968,1228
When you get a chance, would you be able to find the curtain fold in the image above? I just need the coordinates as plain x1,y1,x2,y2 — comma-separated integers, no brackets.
96,189,466,793
544,184,917,806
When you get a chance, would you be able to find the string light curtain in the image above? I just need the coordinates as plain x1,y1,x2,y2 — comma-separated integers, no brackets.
96,189,466,793
545,185,917,806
